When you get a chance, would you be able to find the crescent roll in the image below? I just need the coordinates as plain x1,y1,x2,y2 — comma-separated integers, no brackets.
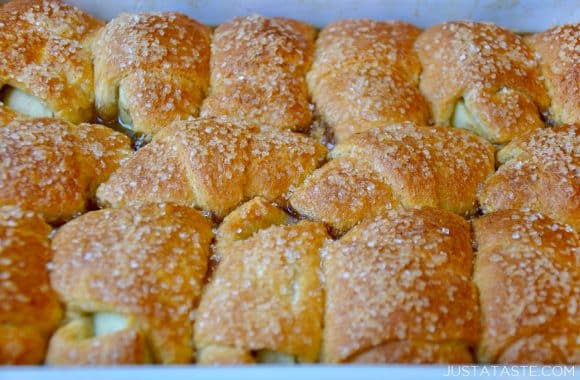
46,203,213,365
0,0,103,122
0,206,61,364
97,118,326,218
0,118,132,224
474,210,579,364
479,123,579,230
93,12,211,137
323,207,479,363
308,19,430,143
200,15,315,131
195,199,328,364
290,122,495,234
416,21,549,145
526,23,579,124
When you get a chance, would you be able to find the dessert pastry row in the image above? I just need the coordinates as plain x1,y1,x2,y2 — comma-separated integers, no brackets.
0,0,578,143
1,202,577,365
2,116,577,232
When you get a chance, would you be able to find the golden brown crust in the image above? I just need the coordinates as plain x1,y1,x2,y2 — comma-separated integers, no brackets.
216,197,291,259
526,23,579,124
200,16,315,131
0,206,61,364
93,12,211,136
473,210,579,364
479,123,579,230
0,0,103,123
416,21,549,144
97,118,326,218
322,207,478,363
308,19,429,142
0,103,21,126
46,317,150,365
290,122,495,234
195,218,328,364
48,203,214,364
0,118,132,224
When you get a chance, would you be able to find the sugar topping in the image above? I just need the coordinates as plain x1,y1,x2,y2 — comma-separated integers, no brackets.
474,209,579,361
0,118,132,223
201,15,314,130
97,118,326,218
323,207,478,362
0,0,102,122
308,19,427,142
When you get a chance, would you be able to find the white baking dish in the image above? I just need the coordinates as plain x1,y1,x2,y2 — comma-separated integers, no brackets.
1,1,578,378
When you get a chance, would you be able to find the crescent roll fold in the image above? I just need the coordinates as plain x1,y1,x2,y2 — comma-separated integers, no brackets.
97,118,326,218
200,15,315,131
0,206,61,364
0,0,103,122
526,23,579,124
479,123,579,230
416,21,549,144
308,19,430,142
290,122,494,234
323,207,479,363
93,12,211,137
474,210,579,364
0,118,132,224
46,203,213,365
195,198,328,364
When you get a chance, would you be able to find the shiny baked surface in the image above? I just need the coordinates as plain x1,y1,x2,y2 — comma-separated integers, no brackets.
0,0,578,367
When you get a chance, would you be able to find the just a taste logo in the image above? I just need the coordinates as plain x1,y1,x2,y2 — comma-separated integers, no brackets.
444,365,575,377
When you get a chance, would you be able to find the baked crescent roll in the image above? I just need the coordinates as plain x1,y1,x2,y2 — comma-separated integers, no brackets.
474,209,579,363
323,207,478,363
0,0,103,123
93,12,211,137
416,21,549,145
97,118,326,218
195,200,328,364
46,203,213,365
200,16,315,132
479,123,579,230
0,118,132,224
290,122,495,234
0,206,61,364
308,19,430,143
526,23,579,124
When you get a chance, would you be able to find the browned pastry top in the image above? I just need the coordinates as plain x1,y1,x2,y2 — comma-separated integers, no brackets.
290,122,495,234
323,207,478,363
49,203,214,364
0,118,132,223
526,23,580,124
196,219,328,363
416,21,549,144
201,15,315,131
479,123,579,230
97,117,326,218
474,209,579,363
307,19,429,142
0,206,61,364
0,0,103,123
93,11,211,135
311,19,422,81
